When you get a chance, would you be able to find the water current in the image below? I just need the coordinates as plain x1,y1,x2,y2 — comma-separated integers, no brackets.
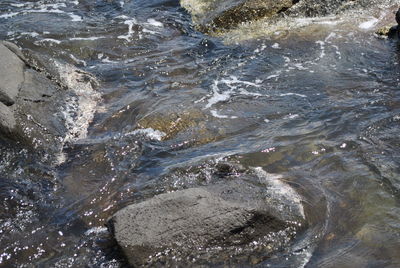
1,0,400,267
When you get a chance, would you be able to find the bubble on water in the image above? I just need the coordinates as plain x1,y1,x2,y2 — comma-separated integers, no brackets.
84,227,108,236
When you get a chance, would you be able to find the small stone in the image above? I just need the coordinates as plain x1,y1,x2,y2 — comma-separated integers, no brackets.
375,26,392,36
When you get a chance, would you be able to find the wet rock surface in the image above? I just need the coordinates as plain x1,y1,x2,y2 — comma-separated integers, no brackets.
181,0,294,33
0,41,98,151
1,0,400,267
0,42,24,106
181,0,386,35
110,177,305,266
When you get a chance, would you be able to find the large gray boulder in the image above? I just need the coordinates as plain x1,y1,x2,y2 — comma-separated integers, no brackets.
109,178,305,266
0,41,98,151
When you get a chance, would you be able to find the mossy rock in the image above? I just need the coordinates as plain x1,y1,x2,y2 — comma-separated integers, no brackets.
181,0,294,34
137,109,207,140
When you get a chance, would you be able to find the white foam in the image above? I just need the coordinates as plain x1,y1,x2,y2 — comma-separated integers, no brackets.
55,63,101,145
205,80,233,108
210,110,238,119
146,18,163,27
0,12,20,19
359,18,379,29
316,40,326,59
10,3,25,7
37,38,62,44
20,32,40,37
253,167,305,219
221,75,261,88
272,43,280,49
298,248,313,268
118,19,137,41
125,128,166,141
70,36,105,41
238,88,263,96
142,28,158,34
205,76,262,108
69,54,87,66
284,113,300,120
325,32,337,42
84,226,108,236
101,57,118,64
267,74,280,80
68,13,82,22
280,93,307,98
254,44,266,53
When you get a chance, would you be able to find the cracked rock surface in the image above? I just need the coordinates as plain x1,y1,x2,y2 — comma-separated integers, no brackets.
0,41,97,151
109,179,305,266
0,41,66,148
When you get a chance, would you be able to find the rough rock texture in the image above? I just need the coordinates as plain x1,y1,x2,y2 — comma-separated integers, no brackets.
181,0,385,35
0,42,25,106
285,0,371,17
0,41,98,151
110,179,304,266
0,102,16,134
181,0,294,33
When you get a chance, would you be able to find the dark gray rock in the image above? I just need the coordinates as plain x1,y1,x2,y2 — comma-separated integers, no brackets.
0,41,98,151
110,179,304,266
0,42,25,106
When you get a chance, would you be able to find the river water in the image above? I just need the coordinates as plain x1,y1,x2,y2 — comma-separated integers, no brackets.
0,0,400,267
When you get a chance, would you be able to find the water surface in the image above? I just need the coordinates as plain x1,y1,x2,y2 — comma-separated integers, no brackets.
0,0,400,267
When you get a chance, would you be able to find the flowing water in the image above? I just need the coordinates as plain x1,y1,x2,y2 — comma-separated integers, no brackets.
1,0,400,267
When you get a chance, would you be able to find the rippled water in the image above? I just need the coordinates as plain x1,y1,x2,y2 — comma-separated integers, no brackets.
1,0,400,267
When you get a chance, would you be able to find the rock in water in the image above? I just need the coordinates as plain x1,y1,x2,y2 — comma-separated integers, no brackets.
0,102,16,134
0,42,25,106
375,8,400,39
0,41,99,153
109,179,305,266
181,0,294,33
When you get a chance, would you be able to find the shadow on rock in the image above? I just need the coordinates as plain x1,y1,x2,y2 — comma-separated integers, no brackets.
0,41,99,159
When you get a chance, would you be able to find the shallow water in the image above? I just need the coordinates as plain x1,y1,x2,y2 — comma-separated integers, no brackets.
1,0,400,267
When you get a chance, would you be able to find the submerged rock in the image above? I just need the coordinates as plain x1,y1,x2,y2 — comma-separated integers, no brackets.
181,0,294,34
109,177,305,266
182,0,385,36
0,41,99,153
